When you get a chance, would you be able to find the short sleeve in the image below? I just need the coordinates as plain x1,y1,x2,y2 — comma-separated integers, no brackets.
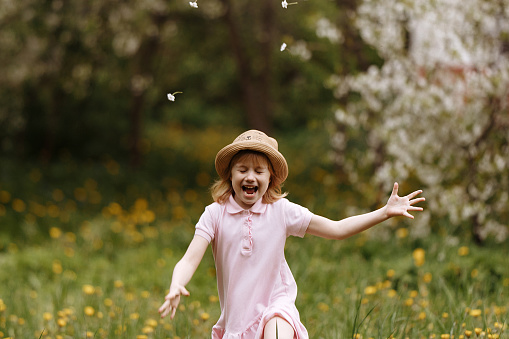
282,199,313,238
195,204,219,243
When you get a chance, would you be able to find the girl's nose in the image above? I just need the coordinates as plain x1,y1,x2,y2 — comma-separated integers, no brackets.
246,170,255,180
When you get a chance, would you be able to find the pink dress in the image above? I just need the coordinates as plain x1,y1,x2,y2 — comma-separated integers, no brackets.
195,195,313,339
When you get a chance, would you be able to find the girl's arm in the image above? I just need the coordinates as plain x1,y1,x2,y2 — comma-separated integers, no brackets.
306,182,424,240
158,235,209,319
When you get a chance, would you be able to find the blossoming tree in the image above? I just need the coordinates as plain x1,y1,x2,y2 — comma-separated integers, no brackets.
330,0,509,243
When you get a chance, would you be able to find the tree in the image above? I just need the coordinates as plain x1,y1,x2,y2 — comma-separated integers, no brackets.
331,0,509,243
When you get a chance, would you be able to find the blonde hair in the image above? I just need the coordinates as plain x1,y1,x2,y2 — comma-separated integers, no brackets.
211,150,288,205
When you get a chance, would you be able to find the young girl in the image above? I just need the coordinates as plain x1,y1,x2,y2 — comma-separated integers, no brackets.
159,130,425,339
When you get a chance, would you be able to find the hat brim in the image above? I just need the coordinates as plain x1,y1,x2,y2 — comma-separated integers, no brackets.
215,141,288,186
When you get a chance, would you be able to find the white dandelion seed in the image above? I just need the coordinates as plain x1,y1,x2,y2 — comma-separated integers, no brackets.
280,43,287,51
167,92,183,101
282,0,297,8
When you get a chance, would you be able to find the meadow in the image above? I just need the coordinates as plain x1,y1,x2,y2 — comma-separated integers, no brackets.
0,127,507,339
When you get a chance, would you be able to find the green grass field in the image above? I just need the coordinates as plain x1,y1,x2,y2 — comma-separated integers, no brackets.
0,126,507,338
0,188,507,339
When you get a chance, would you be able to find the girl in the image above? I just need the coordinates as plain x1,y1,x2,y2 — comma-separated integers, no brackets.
159,130,425,339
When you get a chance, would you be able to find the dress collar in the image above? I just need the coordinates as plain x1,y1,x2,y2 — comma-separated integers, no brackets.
226,195,267,214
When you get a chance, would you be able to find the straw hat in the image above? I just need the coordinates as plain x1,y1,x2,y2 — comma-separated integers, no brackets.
215,130,288,186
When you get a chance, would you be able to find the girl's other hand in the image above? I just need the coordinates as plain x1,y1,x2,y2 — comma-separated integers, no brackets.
158,284,190,319
385,182,425,219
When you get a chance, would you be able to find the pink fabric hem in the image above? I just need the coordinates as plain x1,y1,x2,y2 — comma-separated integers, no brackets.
211,307,308,339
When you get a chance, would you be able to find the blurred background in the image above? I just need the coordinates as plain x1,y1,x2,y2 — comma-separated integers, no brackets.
1,0,508,246
0,1,508,337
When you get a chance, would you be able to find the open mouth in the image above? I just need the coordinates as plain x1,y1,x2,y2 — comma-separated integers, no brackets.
242,185,258,195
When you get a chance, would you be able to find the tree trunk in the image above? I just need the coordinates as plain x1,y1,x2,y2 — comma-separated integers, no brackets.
221,0,274,133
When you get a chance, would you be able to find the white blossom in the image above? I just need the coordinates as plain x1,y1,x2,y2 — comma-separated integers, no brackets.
167,92,182,101
281,0,297,9
189,1,198,8
280,43,287,52
331,0,509,242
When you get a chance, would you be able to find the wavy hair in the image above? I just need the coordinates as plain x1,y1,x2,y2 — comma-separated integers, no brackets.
211,150,288,205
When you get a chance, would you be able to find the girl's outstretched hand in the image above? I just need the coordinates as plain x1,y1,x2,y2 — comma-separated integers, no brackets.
159,284,190,319
385,182,425,219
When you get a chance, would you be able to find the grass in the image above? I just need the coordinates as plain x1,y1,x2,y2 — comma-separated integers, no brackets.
0,127,507,338
0,201,507,338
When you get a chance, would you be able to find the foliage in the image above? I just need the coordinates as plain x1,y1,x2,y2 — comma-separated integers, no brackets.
330,0,509,243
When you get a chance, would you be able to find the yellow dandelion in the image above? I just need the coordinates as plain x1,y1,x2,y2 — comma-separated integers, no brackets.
49,227,62,239
52,260,63,274
404,298,414,307
410,290,419,298
440,335,450,339
43,312,53,321
317,302,330,312
418,312,427,320
0,190,11,203
137,335,148,339
458,246,469,256
114,280,124,288
364,286,377,295
145,318,158,328
64,247,75,258
442,312,449,319
104,298,113,307
141,326,154,334
469,309,482,317
201,312,210,321
474,328,482,335
387,289,398,298
82,284,95,295
86,331,94,338
84,306,95,316
12,198,26,212
141,291,150,298
464,330,472,337
423,272,433,283
57,318,67,327
412,248,425,267
396,228,408,238
130,313,140,320
209,295,219,303
387,269,395,278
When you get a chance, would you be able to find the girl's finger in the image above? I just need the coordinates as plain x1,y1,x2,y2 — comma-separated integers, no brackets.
391,182,399,196
406,190,423,200
180,287,190,296
409,197,425,205
159,300,170,313
404,212,414,219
